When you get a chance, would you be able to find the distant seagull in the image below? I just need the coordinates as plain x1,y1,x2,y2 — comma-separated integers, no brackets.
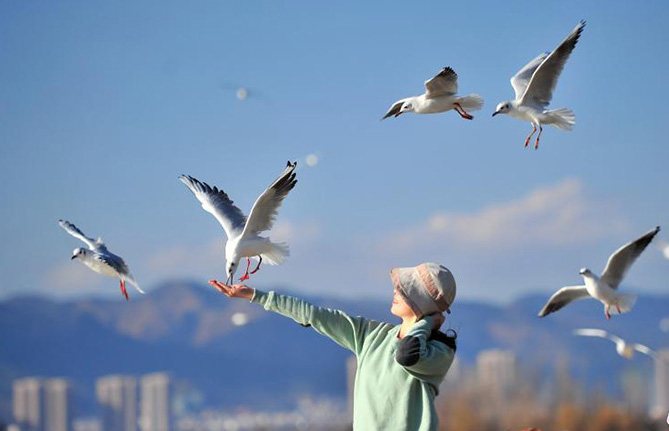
58,220,143,301
573,328,656,359
656,239,669,260
382,67,483,120
180,161,297,284
236,87,248,101
538,226,660,320
492,21,585,149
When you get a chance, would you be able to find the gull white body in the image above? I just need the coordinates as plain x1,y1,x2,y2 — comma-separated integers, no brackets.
538,226,660,319
493,21,585,149
383,67,483,120
574,328,656,360
59,220,143,301
180,161,297,284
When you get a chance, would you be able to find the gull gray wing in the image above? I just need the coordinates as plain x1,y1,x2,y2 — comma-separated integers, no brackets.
521,20,585,107
601,226,660,289
511,52,549,100
179,175,247,239
242,161,297,237
633,344,657,358
424,67,458,98
574,328,623,344
538,285,590,317
59,219,99,251
382,99,406,119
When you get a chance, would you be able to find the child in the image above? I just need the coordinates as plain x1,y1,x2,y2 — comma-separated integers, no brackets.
209,262,457,431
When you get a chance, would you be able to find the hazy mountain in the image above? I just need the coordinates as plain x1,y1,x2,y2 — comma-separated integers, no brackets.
1,282,667,421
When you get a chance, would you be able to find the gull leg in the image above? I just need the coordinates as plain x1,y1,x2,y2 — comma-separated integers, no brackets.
249,256,263,275
453,103,474,120
239,258,251,282
605,304,611,320
534,125,543,150
616,304,621,314
120,280,129,301
525,124,537,147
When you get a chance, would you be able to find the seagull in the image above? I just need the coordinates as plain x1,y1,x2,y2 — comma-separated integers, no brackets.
382,67,483,120
180,161,297,284
573,328,656,360
58,220,143,301
492,20,585,149
538,226,660,320
656,239,669,260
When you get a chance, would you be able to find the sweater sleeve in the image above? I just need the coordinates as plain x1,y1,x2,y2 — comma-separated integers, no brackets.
251,289,380,355
395,315,454,377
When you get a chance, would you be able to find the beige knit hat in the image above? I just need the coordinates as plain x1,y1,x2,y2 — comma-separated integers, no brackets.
390,262,456,319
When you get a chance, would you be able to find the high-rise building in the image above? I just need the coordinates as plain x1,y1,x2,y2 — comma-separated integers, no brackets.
651,349,669,419
13,378,43,431
139,373,171,431
96,376,138,431
43,379,71,431
476,349,516,395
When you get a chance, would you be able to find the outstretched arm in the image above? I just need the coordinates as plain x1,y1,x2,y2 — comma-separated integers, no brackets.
209,280,381,355
395,314,454,377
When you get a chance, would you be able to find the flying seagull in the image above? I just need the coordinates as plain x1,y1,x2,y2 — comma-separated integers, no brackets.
492,20,585,149
538,226,660,319
180,161,297,284
58,220,143,301
573,328,656,360
382,67,483,120
656,239,669,260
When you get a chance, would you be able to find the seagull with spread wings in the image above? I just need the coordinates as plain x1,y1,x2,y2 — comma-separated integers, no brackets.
538,226,660,320
58,220,143,301
180,161,297,284
382,67,483,120
492,21,585,149
573,328,656,360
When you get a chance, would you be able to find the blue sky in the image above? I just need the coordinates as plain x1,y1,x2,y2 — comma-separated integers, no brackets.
1,1,668,303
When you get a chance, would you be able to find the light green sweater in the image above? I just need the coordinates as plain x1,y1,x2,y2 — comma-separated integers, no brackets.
251,289,455,431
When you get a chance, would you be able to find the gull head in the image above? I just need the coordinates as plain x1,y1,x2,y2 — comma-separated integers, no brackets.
226,260,239,285
71,247,86,260
579,268,592,277
492,101,512,117
398,101,414,116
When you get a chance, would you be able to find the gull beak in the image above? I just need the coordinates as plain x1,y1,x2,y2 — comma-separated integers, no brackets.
492,111,500,117
71,255,77,260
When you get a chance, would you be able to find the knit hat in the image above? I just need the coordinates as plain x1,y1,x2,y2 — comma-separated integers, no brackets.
390,262,456,319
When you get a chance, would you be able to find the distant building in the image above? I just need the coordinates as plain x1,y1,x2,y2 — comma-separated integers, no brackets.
476,349,516,395
651,349,669,419
43,379,71,431
72,418,102,431
139,373,171,431
13,378,42,431
96,376,138,431
13,378,71,431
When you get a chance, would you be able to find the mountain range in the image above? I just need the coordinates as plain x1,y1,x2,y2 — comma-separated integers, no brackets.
1,281,667,421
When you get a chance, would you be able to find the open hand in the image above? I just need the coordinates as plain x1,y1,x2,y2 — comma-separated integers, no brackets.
208,280,254,300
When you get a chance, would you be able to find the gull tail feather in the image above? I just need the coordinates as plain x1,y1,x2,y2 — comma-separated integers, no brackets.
261,242,290,265
611,293,637,314
456,94,484,112
546,108,576,130
123,275,145,294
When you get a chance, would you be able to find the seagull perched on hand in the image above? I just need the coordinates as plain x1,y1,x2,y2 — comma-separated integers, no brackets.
492,20,585,149
382,67,483,120
574,328,656,360
180,161,297,284
59,220,143,301
538,226,660,320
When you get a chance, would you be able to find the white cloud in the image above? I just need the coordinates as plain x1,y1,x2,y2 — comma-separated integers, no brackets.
384,178,629,253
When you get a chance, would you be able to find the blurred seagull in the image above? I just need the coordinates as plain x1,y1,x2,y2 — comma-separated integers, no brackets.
656,239,669,260
382,67,483,120
59,220,143,301
538,226,660,320
492,21,585,149
573,328,656,359
180,161,297,284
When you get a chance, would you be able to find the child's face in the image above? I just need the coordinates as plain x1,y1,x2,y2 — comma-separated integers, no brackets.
391,288,415,319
